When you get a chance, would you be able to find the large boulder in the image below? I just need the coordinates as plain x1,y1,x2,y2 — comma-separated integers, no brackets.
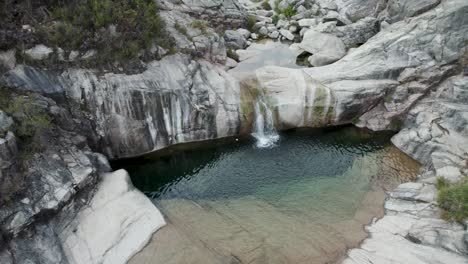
255,66,395,129
311,17,380,48
279,29,295,41
224,30,247,50
299,30,346,66
59,169,166,264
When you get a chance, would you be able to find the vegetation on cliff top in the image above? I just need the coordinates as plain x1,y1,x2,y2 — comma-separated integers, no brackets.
1,0,173,71
0,86,54,203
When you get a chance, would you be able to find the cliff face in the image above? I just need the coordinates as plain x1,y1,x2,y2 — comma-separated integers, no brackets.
4,0,466,159
5,55,241,159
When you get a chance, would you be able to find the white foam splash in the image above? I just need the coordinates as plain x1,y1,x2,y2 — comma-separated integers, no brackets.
252,98,279,148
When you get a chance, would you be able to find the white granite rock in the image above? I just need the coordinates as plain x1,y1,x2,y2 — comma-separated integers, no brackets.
0,50,16,70
300,30,346,66
298,18,318,27
68,51,79,61
81,50,97,59
268,31,280,39
279,29,294,40
236,28,251,39
24,45,53,60
225,57,238,69
60,169,166,264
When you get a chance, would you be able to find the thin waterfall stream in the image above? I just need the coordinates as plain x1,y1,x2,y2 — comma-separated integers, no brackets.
251,95,280,148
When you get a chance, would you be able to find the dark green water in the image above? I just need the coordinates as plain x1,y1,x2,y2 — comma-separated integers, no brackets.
118,126,420,264
117,127,388,198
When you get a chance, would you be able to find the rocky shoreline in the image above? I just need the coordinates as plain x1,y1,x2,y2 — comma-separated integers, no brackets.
0,0,467,263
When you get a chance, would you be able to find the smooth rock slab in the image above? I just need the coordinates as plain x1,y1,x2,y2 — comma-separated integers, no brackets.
342,215,468,264
60,169,166,264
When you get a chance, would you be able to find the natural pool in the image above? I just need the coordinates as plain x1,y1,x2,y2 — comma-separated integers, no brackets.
118,126,420,264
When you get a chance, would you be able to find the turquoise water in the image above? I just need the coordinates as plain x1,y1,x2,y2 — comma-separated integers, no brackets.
119,127,420,264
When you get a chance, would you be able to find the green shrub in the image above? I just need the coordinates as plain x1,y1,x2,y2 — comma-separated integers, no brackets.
384,95,393,103
191,20,209,35
44,0,172,65
0,88,54,205
436,177,451,190
246,15,257,31
227,48,239,61
273,1,296,18
390,118,403,130
272,14,280,25
3,95,52,139
436,178,468,223
261,1,272,10
175,22,188,35
282,4,297,18
274,0,281,14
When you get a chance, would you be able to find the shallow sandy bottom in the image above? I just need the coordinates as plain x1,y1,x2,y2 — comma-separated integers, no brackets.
129,141,420,264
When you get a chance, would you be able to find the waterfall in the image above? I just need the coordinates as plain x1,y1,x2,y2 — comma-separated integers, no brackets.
252,96,279,148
